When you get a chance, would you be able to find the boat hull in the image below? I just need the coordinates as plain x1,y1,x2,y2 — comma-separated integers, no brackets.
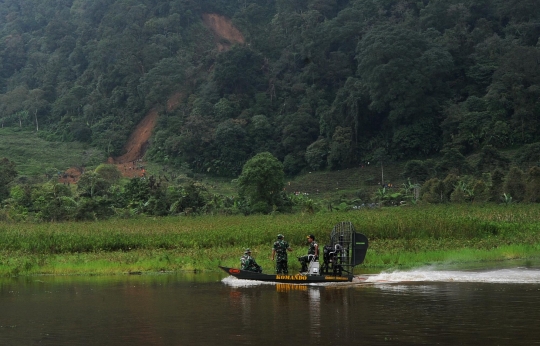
219,266,353,283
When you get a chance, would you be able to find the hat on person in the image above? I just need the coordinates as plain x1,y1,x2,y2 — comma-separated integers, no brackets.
244,248,251,254
307,234,315,240
277,234,284,238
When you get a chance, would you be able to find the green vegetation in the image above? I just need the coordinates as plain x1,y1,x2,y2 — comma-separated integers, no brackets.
1,0,540,218
237,152,287,213
1,205,540,276
1,0,540,277
0,128,104,176
0,0,539,178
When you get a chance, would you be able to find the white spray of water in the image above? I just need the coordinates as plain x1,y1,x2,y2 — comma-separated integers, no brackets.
364,267,540,284
221,275,277,287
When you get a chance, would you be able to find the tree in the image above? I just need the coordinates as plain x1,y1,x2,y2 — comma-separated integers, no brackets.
247,114,276,154
356,24,453,125
77,172,110,198
0,87,27,127
32,182,76,222
0,158,18,202
169,181,210,214
476,145,510,173
15,110,29,128
487,46,540,144
122,177,151,209
443,173,460,200
23,89,49,132
472,179,489,203
437,147,472,176
490,168,505,202
402,160,431,183
327,126,353,169
213,46,267,96
237,152,285,211
176,115,215,172
421,178,446,203
305,138,329,171
503,167,526,202
95,164,122,185
517,142,540,166
281,111,319,155
355,24,453,157
211,119,249,176
525,166,540,203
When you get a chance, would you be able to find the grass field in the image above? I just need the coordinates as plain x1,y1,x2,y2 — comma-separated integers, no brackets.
1,204,540,276
2,127,540,278
0,128,105,177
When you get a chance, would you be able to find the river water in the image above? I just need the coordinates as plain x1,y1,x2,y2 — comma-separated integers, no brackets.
1,265,540,345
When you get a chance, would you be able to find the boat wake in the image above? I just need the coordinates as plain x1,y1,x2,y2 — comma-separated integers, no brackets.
221,275,277,287
364,267,540,284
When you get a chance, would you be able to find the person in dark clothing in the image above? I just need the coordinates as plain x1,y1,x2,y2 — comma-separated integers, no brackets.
298,234,319,272
240,248,262,273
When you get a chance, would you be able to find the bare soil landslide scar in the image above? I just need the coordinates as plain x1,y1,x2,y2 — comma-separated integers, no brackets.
219,221,369,283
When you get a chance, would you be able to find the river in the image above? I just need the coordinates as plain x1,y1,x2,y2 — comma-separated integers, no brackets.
1,265,540,345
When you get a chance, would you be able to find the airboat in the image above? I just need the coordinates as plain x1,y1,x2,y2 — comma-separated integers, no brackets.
219,221,369,283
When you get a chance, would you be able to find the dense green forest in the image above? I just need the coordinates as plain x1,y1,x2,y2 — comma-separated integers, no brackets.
1,0,539,176
1,0,540,220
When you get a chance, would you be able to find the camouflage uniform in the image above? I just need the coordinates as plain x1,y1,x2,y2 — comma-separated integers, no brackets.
273,238,290,274
241,252,262,273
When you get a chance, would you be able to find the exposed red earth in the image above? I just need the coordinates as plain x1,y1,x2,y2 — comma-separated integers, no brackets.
59,14,244,183
201,13,245,51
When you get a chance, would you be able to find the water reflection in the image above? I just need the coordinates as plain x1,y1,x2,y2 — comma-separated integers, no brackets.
1,270,540,345
308,288,321,340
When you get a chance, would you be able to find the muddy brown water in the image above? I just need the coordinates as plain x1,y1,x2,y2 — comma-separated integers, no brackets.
1,267,540,345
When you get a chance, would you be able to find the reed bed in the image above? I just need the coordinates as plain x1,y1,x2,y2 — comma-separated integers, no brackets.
1,204,540,276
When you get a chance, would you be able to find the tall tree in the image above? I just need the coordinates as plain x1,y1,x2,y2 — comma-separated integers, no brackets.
356,24,453,156
237,152,284,210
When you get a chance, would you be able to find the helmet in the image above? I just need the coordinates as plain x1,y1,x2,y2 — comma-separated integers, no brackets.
244,248,251,254
307,234,315,240
277,234,284,239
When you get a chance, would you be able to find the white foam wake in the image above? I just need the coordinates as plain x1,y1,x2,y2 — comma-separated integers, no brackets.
221,275,277,287
364,268,540,284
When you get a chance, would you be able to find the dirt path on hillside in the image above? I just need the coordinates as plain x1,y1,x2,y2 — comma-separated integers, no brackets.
59,14,244,183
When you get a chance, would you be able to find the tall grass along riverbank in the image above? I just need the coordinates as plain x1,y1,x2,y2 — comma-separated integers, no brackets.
1,204,540,276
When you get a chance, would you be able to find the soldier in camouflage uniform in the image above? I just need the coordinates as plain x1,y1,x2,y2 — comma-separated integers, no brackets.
271,234,292,274
241,248,262,273
299,234,319,272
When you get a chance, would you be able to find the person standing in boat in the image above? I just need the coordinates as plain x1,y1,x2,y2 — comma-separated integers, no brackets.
272,234,292,274
299,234,319,272
241,248,262,273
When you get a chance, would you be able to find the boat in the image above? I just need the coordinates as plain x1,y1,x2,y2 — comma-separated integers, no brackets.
219,266,355,283
220,221,369,283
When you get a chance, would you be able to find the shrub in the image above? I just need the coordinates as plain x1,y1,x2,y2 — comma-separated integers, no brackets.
504,167,526,202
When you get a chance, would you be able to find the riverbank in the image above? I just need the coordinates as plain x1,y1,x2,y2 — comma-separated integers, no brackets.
1,204,540,276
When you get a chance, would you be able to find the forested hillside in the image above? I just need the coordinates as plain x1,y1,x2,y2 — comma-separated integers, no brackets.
1,0,539,178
